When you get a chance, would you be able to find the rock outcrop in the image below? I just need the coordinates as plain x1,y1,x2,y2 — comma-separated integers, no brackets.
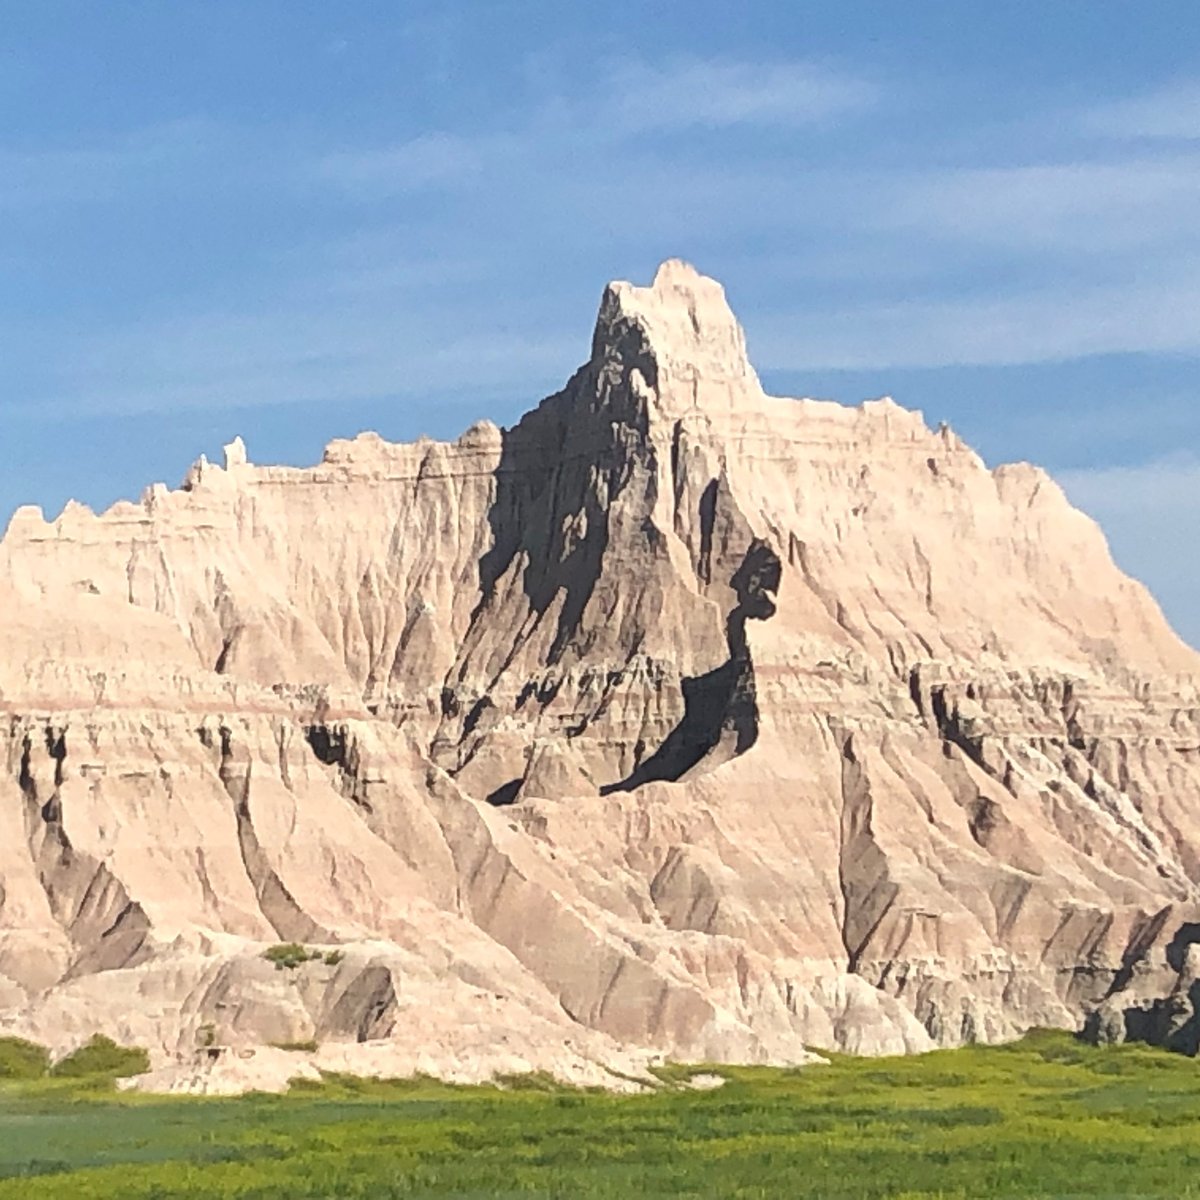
1,260,1198,1088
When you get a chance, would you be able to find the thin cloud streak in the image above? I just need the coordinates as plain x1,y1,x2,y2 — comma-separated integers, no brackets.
882,155,1200,253
1083,78,1200,141
1059,454,1200,516
313,55,878,197
319,132,488,196
605,57,879,132
747,270,1200,370
0,119,234,208
0,301,581,420
5,60,1200,406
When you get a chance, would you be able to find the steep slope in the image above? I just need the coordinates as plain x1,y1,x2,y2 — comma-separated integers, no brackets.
1,260,1198,1086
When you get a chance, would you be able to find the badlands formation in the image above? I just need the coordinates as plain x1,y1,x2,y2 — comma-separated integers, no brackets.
2,261,1199,1091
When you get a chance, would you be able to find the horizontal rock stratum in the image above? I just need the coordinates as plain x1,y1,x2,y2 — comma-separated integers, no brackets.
2,260,1199,1090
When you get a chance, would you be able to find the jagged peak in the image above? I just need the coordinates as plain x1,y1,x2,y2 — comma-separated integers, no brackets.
223,436,249,470
592,260,762,419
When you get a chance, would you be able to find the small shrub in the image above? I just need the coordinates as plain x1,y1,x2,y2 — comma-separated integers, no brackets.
270,1039,319,1053
0,1035,50,1079
50,1035,149,1079
263,943,321,971
323,950,345,967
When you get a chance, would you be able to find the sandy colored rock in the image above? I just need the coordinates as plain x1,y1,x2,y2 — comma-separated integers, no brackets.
1,260,1198,1087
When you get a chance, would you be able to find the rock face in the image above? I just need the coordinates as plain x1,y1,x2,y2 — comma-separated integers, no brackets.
1,260,1199,1087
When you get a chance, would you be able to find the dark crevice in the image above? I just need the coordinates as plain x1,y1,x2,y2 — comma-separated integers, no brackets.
305,724,348,768
601,538,780,794
696,478,719,586
930,685,986,768
485,779,523,807
1104,906,1173,998
965,796,1004,849
462,697,493,737
836,731,899,975
908,668,926,720
303,724,373,815
211,725,322,943
19,726,151,978
1166,921,1200,974
214,633,236,674
323,965,398,1042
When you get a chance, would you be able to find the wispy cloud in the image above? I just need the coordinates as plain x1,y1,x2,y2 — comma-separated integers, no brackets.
3,57,1198,404
748,267,1200,370
313,55,876,199
319,132,487,196
1082,78,1200,141
604,57,878,132
0,119,230,208
882,155,1200,253
0,298,580,420
1059,454,1200,517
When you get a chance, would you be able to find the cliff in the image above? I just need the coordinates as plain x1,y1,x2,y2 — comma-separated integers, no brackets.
1,261,1198,1090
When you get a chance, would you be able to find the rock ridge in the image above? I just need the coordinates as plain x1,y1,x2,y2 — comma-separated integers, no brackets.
0,260,1198,1089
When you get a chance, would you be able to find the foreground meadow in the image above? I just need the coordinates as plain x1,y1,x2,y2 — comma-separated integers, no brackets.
1,1031,1199,1198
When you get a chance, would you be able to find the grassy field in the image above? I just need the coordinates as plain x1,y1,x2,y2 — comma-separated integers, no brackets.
1,1031,1199,1198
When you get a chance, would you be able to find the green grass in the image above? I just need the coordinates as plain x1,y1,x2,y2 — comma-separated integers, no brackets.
2,1032,1200,1197
0,1036,50,1080
50,1036,150,1080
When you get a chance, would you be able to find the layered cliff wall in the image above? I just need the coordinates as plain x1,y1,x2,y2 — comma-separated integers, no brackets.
1,260,1197,1088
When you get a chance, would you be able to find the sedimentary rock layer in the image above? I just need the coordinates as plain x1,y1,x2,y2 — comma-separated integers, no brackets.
1,260,1197,1088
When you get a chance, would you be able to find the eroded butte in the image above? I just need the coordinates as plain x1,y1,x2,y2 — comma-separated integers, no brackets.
2,261,1198,1091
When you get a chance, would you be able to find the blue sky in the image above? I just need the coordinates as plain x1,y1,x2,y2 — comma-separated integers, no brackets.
1,1,1197,644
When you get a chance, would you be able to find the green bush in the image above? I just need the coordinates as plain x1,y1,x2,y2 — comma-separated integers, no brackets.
269,1040,319,1053
0,1036,49,1080
262,943,340,971
50,1035,149,1079
262,943,319,971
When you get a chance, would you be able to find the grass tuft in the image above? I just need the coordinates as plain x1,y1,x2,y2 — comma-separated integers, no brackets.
262,943,322,971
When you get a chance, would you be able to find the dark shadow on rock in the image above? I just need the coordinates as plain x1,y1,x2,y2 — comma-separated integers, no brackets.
323,965,397,1043
469,301,659,671
930,686,986,767
602,537,780,794
1104,906,1172,999
1166,921,1200,974
1118,986,1200,1056
696,478,719,585
20,727,152,980
485,779,523,807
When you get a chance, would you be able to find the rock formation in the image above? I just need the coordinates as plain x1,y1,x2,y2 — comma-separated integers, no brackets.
1,260,1198,1090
